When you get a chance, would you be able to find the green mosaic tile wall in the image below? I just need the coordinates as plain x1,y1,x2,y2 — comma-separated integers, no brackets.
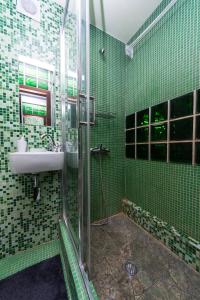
90,25,126,221
126,0,200,241
0,0,64,259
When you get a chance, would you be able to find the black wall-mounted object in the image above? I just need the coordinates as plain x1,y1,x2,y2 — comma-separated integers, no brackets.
137,144,148,160
137,109,149,126
151,102,168,123
125,89,200,165
151,124,167,141
137,127,149,143
170,143,192,164
170,93,193,119
126,113,135,129
126,129,135,143
170,118,193,140
126,145,135,159
151,144,167,161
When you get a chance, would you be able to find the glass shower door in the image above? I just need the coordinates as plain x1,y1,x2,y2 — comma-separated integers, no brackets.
60,0,91,277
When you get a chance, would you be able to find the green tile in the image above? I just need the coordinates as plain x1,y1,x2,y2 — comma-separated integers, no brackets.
126,0,200,244
0,240,60,280
0,0,63,259
90,25,125,221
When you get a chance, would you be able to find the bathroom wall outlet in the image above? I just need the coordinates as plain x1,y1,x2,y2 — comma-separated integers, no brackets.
17,0,40,22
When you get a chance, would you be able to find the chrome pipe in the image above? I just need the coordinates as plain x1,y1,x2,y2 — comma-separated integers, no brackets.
128,0,178,49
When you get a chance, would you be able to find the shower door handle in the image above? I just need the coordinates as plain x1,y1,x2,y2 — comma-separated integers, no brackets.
78,93,95,126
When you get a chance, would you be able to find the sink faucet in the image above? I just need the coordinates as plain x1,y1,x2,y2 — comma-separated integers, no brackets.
41,134,61,152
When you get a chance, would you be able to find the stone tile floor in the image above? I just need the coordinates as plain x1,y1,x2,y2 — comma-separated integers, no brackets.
91,213,200,300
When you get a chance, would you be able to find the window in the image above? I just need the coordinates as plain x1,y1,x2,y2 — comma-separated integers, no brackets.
125,90,200,165
19,62,52,90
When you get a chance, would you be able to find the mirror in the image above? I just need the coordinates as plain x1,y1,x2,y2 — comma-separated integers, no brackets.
18,57,54,126
19,85,51,126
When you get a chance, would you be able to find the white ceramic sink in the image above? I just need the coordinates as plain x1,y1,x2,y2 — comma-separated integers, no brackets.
9,151,64,174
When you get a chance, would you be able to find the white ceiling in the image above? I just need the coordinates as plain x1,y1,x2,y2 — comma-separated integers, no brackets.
90,0,162,43
56,0,162,43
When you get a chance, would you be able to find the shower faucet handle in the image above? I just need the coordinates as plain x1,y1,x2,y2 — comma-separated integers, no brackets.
90,144,110,155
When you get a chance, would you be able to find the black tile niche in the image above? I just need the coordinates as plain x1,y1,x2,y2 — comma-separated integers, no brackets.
151,144,167,161
170,93,193,119
137,109,149,126
151,102,168,123
151,124,167,141
126,145,135,159
170,143,192,164
137,144,149,160
126,129,135,143
125,90,196,165
137,127,149,143
170,118,193,140
126,114,135,129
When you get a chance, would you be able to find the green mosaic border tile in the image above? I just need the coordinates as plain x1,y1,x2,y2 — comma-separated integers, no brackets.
0,239,60,281
122,199,200,272
89,281,99,300
60,251,74,300
59,220,90,300
59,220,98,300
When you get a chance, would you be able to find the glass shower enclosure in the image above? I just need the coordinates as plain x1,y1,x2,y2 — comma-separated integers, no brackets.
60,0,91,281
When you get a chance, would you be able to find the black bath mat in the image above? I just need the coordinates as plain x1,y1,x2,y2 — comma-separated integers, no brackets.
0,255,68,300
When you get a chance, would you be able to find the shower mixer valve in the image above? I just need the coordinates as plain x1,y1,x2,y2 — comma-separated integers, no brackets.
90,144,110,155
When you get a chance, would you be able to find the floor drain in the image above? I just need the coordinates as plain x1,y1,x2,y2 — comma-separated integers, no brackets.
124,260,138,277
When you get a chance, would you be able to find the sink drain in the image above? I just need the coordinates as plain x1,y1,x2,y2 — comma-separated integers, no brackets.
124,260,138,277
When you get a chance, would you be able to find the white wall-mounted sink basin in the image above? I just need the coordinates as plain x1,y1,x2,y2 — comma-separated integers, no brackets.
9,151,64,174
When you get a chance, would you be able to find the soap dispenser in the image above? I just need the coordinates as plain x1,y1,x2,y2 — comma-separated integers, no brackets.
17,136,27,152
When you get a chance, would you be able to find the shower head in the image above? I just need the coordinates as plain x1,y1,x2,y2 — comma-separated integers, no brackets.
99,48,105,55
